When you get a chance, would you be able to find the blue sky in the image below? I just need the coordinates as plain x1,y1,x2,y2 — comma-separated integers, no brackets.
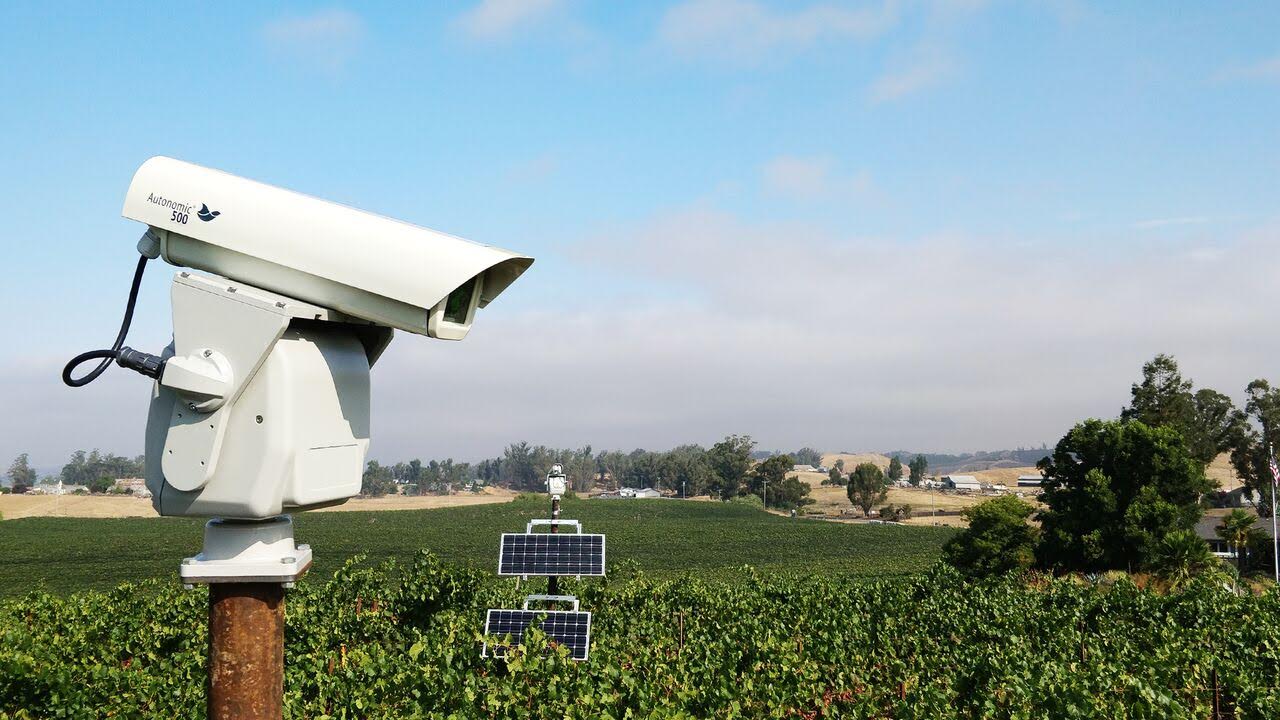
2,1,1278,469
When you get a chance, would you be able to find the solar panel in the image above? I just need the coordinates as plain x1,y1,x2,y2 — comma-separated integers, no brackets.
498,533,606,577
483,609,592,661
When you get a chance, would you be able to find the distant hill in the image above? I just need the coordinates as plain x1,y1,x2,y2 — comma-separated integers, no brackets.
876,449,1052,475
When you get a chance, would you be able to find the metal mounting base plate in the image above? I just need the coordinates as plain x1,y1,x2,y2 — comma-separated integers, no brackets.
180,515,312,585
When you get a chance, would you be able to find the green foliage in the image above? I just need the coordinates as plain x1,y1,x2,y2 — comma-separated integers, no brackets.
59,449,144,488
1121,354,1247,466
847,462,887,516
3,559,1279,718
880,503,913,521
1037,419,1213,572
942,496,1039,578
5,453,36,494
824,466,843,485
360,460,398,497
0,497,955,596
745,455,812,510
908,454,928,486
887,455,904,482
1230,379,1280,517
1148,529,1216,589
707,434,755,500
1217,509,1261,574
727,493,764,509
790,447,823,467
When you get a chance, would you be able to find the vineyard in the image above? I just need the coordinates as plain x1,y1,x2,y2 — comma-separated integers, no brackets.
0,498,953,595
2,553,1278,719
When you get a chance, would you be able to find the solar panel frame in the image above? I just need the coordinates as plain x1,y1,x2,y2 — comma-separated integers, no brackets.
482,608,593,661
497,533,606,577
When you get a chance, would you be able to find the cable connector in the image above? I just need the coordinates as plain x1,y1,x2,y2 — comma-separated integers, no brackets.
116,347,166,379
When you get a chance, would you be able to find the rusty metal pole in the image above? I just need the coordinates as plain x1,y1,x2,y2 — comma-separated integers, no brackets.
208,583,285,720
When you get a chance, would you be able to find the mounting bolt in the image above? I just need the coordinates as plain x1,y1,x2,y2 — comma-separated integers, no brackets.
203,349,212,358
276,301,287,308
187,402,197,411
281,557,296,564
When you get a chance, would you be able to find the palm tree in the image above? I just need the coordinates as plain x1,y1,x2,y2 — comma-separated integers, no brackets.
1216,509,1257,573
1150,529,1215,589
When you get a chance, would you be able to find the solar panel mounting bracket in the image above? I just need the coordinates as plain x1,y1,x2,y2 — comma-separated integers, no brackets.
522,594,580,611
526,518,582,533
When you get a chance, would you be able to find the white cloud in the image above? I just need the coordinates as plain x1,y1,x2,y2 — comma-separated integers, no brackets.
660,0,900,61
8,212,1278,468
262,9,366,73
761,155,873,201
868,45,956,102
456,0,566,41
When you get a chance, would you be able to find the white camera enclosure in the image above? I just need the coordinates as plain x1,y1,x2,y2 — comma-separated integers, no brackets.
125,157,535,518
145,272,390,519
122,156,533,339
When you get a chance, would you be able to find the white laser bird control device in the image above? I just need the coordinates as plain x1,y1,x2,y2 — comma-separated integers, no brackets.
63,157,533,582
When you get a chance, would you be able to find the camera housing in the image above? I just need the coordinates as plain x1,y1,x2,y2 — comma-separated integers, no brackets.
117,158,533,519
122,156,532,340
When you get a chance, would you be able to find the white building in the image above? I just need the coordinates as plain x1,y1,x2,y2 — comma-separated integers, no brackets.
1016,475,1043,487
943,475,981,492
617,487,661,499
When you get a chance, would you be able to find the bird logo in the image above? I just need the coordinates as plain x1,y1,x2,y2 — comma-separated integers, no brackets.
197,204,221,222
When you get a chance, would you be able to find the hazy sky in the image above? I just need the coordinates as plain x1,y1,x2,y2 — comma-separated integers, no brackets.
2,1,1278,469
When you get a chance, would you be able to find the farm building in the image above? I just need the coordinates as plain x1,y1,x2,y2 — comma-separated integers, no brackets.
1196,513,1273,558
1017,475,1043,487
792,464,818,473
943,475,981,492
601,487,663,499
113,478,151,497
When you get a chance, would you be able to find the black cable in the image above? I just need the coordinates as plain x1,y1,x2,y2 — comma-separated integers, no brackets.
61,254,151,387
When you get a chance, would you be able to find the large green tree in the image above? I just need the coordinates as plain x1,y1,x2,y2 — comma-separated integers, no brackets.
360,460,396,497
707,435,755,500
59,450,143,489
746,454,812,510
1121,354,1246,465
846,462,887,516
886,456,904,483
1230,379,1280,518
6,454,36,493
790,447,823,467
942,496,1039,578
1036,419,1213,572
908,455,928,486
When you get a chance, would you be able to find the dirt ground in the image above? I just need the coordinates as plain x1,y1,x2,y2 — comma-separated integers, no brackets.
0,487,518,520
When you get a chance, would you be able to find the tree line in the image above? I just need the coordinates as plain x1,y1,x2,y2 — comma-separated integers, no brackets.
3,450,145,495
359,436,819,510
943,354,1278,584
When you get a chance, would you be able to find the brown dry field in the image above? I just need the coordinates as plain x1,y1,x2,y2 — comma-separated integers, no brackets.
820,452,894,471
792,469,1046,528
0,487,518,520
